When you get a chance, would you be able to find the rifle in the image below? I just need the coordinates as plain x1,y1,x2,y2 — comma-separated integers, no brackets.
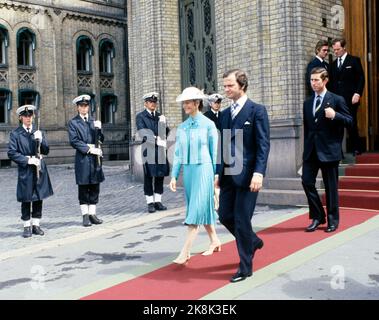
96,101,102,167
35,108,41,180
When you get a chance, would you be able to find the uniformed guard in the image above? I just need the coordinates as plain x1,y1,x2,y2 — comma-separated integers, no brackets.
136,92,170,213
68,95,104,227
8,105,54,238
204,93,223,130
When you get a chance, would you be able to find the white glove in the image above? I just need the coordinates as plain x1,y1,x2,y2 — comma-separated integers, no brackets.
28,157,41,167
94,121,102,129
158,115,166,123
33,130,43,142
89,147,103,157
156,136,167,148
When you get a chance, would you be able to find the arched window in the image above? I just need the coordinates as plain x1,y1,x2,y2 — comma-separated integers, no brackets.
17,28,36,67
99,40,115,74
0,88,11,123
101,94,117,124
19,89,40,109
77,36,93,72
0,26,9,65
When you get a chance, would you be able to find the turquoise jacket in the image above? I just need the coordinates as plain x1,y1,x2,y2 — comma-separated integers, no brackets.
171,113,218,179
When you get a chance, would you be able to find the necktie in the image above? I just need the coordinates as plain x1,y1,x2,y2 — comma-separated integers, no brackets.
151,111,155,118
231,103,239,120
314,96,322,117
338,57,342,69
84,117,87,122
26,128,30,134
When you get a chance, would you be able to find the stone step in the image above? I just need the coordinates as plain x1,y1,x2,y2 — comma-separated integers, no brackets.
258,189,308,206
264,177,323,190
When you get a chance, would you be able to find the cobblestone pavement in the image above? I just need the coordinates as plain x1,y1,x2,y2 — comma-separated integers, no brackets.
0,162,186,253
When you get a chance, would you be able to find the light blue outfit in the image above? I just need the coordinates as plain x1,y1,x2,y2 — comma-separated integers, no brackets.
171,112,218,225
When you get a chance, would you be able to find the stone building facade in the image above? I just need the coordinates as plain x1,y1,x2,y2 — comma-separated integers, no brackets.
1,0,346,187
0,0,129,166
128,0,344,183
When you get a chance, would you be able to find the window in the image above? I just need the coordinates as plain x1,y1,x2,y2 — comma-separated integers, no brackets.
101,94,117,124
0,89,11,123
17,28,36,67
99,40,115,74
0,26,9,65
19,89,40,108
77,36,93,72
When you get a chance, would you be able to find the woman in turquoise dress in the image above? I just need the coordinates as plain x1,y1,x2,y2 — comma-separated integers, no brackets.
169,87,222,264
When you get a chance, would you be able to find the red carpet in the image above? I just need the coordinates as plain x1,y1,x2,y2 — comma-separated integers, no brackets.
345,165,379,177
356,153,379,164
339,177,379,190
82,208,378,300
336,153,379,210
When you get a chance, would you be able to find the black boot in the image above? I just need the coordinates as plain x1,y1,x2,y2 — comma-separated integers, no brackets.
154,202,167,211
23,227,32,238
32,225,45,236
89,215,103,225
83,214,92,227
148,203,156,213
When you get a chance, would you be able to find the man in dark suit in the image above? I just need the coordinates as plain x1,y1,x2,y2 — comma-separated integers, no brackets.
329,38,365,155
204,93,223,130
68,95,104,227
302,68,352,233
306,40,329,94
136,92,170,213
215,69,270,283
8,105,54,238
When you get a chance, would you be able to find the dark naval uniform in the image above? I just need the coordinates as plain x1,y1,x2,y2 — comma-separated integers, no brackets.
8,105,53,238
68,94,104,226
136,92,170,212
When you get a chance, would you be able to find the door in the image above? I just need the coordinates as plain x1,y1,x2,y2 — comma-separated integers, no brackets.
179,0,217,94
343,0,378,151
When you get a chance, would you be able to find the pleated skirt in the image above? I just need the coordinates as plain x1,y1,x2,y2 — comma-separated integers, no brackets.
182,163,217,225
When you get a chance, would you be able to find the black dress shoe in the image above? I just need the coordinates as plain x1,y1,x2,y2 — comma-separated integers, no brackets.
89,215,103,225
353,150,362,156
83,214,92,227
148,203,156,213
154,202,167,211
23,227,32,238
252,238,264,258
305,219,324,232
32,225,44,236
325,224,338,233
230,270,252,283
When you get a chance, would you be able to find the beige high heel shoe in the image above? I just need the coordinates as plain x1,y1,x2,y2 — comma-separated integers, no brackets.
173,253,191,265
202,242,222,256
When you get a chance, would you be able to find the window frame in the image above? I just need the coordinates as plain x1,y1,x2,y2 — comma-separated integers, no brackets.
17,28,36,68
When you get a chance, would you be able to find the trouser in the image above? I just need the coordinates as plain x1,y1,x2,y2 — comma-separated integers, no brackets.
78,184,100,205
218,175,260,275
143,176,164,196
21,200,43,221
302,149,340,225
347,103,360,152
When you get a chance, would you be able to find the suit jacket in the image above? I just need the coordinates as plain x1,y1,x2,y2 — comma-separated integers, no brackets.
328,54,365,106
306,57,329,93
136,109,170,177
203,110,221,130
217,98,270,188
68,114,105,185
171,113,218,179
303,91,353,162
8,126,54,202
